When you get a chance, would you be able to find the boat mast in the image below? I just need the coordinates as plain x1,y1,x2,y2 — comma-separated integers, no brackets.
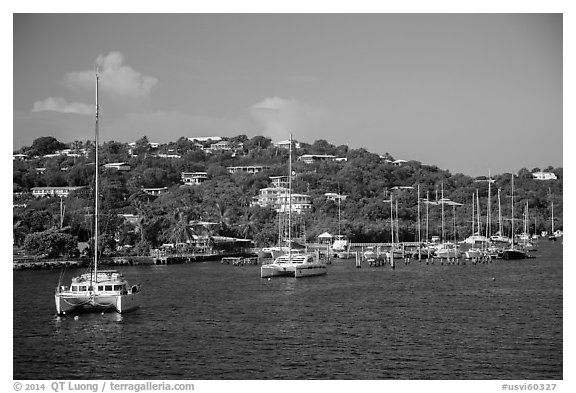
498,188,503,237
511,174,515,250
94,66,100,284
524,201,529,236
390,194,394,265
338,183,342,237
288,134,292,259
441,183,445,242
550,188,554,234
476,189,481,236
395,199,399,243
417,184,421,245
471,192,475,237
486,170,492,240
425,191,429,242
453,203,457,243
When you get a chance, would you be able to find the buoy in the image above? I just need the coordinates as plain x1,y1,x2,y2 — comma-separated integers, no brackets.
492,277,496,281
74,315,79,320
268,278,271,281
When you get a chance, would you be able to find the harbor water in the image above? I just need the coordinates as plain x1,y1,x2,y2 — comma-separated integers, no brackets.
13,241,562,379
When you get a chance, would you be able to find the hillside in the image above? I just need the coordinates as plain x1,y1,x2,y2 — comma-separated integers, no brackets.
13,135,563,257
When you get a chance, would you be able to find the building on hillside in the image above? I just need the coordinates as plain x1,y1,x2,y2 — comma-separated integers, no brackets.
209,141,233,152
298,154,337,164
227,165,270,174
274,139,301,149
252,187,312,213
269,176,290,188
325,193,347,202
142,187,168,196
31,186,86,198
187,136,222,143
181,172,208,185
155,153,182,159
104,162,131,171
383,158,408,166
532,171,557,180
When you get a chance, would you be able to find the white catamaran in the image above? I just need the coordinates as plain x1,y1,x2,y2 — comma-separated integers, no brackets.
260,135,327,278
55,68,141,315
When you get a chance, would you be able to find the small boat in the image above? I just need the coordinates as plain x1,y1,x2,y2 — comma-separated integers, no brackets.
331,235,349,254
465,247,483,259
261,252,327,278
222,256,243,265
433,243,462,259
55,68,141,315
55,271,140,315
501,249,527,260
501,174,526,260
490,233,511,244
363,247,377,262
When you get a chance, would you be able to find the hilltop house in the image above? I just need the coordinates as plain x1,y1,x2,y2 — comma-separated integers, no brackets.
181,172,208,185
532,171,557,180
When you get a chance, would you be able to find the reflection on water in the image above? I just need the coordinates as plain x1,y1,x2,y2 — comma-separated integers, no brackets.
14,242,563,380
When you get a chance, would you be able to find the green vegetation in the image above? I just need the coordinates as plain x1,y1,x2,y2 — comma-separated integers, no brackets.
13,135,563,257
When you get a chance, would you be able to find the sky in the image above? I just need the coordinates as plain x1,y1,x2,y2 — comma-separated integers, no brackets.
12,12,563,177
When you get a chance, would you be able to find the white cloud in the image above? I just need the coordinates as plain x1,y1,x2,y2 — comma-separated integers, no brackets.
31,97,93,115
65,51,158,99
250,96,330,142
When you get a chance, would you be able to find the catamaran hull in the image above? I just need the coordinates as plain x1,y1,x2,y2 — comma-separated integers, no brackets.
55,292,141,315
295,265,327,277
261,264,327,278
261,264,296,278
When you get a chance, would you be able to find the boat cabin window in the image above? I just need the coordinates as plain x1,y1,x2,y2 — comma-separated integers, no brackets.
113,285,122,291
72,285,87,292
105,285,113,291
98,286,104,291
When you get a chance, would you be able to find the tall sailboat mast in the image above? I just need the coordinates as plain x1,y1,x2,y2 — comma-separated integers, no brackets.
471,192,475,236
550,188,555,234
94,67,100,284
288,134,293,259
511,175,515,249
476,189,481,236
441,183,445,242
417,184,421,245
486,170,492,239
426,191,429,242
498,188,503,237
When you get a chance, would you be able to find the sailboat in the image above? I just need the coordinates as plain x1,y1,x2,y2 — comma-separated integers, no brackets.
331,185,351,258
55,68,141,315
465,192,483,259
501,174,526,260
261,135,327,278
519,201,537,252
490,188,511,244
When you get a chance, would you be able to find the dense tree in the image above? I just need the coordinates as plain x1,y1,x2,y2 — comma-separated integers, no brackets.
26,136,67,157
23,228,79,258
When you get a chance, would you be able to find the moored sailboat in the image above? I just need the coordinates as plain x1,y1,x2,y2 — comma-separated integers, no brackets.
501,174,526,260
260,135,327,278
55,68,141,315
